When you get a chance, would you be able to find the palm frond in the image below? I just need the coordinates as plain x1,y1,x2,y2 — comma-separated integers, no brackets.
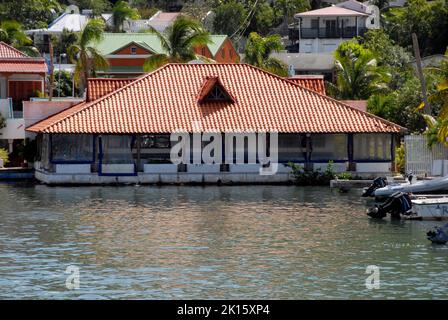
143,54,170,72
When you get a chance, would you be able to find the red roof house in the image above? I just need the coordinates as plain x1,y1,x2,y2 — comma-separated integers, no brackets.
0,42,47,161
27,63,404,183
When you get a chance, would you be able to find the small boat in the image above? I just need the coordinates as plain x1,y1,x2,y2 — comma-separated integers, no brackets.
367,193,448,220
374,175,448,197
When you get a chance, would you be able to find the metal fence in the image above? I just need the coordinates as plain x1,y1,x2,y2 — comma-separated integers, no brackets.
405,135,448,176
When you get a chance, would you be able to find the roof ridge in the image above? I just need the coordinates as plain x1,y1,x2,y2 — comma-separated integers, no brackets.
0,41,30,58
240,63,404,132
36,65,172,132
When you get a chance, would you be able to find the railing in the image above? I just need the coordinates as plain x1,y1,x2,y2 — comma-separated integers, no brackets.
290,27,368,39
405,135,448,177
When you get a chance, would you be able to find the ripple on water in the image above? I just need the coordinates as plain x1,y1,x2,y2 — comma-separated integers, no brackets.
0,184,448,299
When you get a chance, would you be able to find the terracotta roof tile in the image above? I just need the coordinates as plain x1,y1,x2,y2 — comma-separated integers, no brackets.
87,78,135,101
287,75,326,95
0,42,46,73
0,42,29,58
27,63,405,134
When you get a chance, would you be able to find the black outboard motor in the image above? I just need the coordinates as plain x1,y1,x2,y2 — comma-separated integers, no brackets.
362,177,387,197
427,223,448,244
367,192,412,219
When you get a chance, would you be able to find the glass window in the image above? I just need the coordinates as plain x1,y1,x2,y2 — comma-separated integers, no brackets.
310,134,348,161
102,135,133,164
130,46,137,55
51,134,93,162
353,134,391,161
140,134,171,149
278,134,305,162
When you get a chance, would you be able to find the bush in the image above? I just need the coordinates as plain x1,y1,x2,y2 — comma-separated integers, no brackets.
336,172,353,180
395,141,405,174
0,148,9,166
287,161,335,186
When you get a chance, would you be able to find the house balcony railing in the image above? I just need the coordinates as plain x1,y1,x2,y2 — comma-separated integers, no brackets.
289,27,367,40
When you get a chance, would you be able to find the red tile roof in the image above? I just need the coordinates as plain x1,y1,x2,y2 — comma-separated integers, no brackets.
27,63,404,134
287,75,326,95
0,41,29,58
0,42,47,73
87,78,135,102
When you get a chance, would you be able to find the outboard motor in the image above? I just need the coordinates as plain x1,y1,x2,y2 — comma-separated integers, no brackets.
362,177,387,197
367,192,412,219
427,223,448,244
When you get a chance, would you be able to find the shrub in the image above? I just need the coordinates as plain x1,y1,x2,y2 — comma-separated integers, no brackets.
287,161,336,186
336,172,353,180
0,148,9,166
395,141,405,174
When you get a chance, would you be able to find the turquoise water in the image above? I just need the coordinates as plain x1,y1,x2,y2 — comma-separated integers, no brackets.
0,183,447,299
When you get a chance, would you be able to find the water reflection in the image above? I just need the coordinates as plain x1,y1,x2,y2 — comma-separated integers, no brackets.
0,184,447,299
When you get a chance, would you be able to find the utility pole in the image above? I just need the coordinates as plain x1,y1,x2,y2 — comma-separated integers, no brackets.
49,42,54,101
412,33,430,114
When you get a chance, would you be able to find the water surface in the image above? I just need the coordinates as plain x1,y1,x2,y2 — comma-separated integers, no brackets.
0,183,447,299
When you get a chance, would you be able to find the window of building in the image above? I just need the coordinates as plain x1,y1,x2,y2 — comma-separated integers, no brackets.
140,134,171,149
353,134,391,161
311,19,319,29
310,134,348,161
201,47,206,56
204,85,231,102
130,46,137,55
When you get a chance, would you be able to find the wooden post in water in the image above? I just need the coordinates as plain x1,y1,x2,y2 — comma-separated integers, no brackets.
412,33,430,114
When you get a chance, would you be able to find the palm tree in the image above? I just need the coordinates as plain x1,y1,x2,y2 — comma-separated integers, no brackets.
67,19,109,96
143,16,211,71
112,0,140,33
243,32,288,77
0,20,39,56
419,50,448,145
327,44,390,100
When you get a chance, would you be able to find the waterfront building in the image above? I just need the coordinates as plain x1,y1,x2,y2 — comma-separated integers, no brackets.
0,42,47,160
26,63,404,184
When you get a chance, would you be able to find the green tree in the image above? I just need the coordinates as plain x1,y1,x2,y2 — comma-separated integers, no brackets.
328,40,390,100
0,0,62,29
248,0,275,36
67,19,109,95
52,28,79,56
53,70,74,98
143,16,211,71
384,0,448,55
73,0,112,16
273,0,310,25
112,0,140,33
213,1,247,37
243,32,288,76
0,20,39,56
418,50,448,143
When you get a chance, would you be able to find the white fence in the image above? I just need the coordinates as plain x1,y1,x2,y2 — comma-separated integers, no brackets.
405,135,448,176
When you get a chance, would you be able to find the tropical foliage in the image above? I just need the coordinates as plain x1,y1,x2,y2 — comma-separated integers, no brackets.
67,19,109,93
243,32,288,76
112,1,140,33
0,20,39,56
327,40,390,100
143,16,211,71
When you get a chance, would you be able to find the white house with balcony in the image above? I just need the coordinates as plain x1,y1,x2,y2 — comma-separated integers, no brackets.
290,0,380,53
